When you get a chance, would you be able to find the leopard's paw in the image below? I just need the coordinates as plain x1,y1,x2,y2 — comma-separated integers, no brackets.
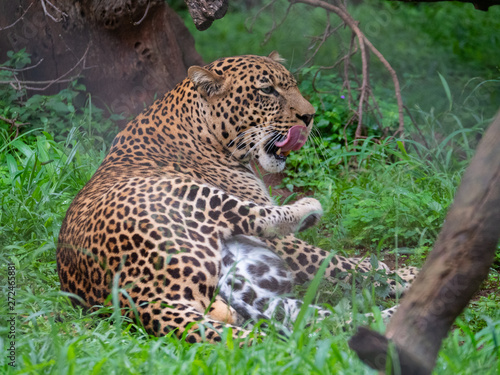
294,198,323,231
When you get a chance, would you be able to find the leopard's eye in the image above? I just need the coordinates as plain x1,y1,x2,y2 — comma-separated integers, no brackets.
260,86,275,95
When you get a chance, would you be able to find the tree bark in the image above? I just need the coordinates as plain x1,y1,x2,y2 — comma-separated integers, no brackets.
0,0,203,124
184,0,229,31
349,109,500,374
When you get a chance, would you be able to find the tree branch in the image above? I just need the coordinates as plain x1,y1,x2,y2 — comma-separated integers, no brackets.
41,0,67,22
0,115,30,138
291,0,405,144
0,2,34,30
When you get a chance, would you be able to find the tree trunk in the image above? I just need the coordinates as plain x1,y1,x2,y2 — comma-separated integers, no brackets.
349,109,500,374
0,0,203,124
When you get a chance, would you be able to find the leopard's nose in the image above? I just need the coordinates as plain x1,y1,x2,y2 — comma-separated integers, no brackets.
296,113,314,126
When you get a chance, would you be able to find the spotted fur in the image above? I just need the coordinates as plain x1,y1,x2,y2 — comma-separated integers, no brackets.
57,53,416,343
219,235,332,328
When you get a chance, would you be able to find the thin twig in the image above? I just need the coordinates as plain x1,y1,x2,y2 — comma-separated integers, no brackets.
262,2,294,45
246,0,279,33
296,18,344,71
0,46,90,91
343,32,357,108
0,2,34,30
403,106,427,145
0,115,30,138
0,59,44,72
354,29,368,149
0,77,79,89
41,0,67,22
362,36,405,138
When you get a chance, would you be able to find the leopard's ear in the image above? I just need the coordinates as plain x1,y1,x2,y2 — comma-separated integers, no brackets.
268,51,286,64
188,66,226,97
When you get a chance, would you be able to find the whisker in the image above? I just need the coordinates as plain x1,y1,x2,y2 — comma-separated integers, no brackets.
229,130,275,159
310,127,328,161
236,129,275,147
240,133,274,159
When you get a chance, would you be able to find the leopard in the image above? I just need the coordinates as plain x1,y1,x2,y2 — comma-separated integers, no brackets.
57,52,416,343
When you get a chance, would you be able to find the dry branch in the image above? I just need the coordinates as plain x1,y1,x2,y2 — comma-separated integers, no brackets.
0,47,89,92
290,0,405,146
349,109,500,374
0,2,33,30
40,0,67,22
297,21,344,70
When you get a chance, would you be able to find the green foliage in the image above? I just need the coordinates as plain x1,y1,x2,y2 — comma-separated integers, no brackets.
0,127,108,250
349,0,500,115
283,137,459,251
296,67,408,149
341,183,446,248
463,291,500,332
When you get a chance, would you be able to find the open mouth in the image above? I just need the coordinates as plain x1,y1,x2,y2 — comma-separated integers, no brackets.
265,125,309,161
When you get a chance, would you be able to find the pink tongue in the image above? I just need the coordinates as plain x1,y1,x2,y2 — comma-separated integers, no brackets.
275,125,309,152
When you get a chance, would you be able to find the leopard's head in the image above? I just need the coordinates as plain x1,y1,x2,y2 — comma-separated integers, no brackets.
188,52,315,173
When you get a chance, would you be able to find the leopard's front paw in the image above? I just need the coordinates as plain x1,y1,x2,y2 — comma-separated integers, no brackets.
294,198,323,231
298,212,322,232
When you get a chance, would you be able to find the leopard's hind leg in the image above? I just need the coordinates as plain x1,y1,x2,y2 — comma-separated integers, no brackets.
218,236,331,328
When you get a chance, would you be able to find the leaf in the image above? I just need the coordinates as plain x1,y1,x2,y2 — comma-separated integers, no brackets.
282,192,298,206
396,140,409,160
37,136,56,178
438,72,453,111
11,139,34,159
49,101,70,114
370,253,379,269
91,358,108,375
6,154,17,181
